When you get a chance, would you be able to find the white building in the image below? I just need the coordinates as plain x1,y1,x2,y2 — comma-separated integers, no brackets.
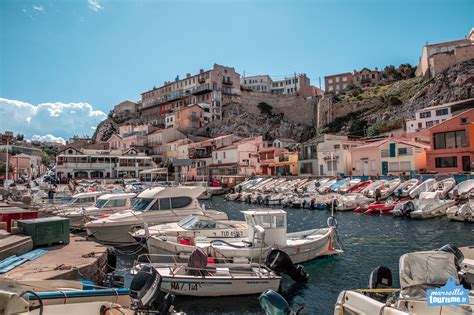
241,73,312,96
240,75,272,93
272,138,297,149
55,146,156,179
406,99,474,133
316,134,363,176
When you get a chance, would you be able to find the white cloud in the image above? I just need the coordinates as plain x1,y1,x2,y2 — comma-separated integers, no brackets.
0,98,107,141
32,5,44,12
31,134,66,144
88,0,103,12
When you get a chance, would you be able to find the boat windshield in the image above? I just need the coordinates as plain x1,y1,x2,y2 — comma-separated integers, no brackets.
179,216,216,230
131,198,154,211
94,199,108,208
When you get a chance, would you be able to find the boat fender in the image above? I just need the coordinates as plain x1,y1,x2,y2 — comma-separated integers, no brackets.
265,249,309,283
327,216,338,228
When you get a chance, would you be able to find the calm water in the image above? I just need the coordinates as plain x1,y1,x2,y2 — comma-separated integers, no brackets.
116,196,474,315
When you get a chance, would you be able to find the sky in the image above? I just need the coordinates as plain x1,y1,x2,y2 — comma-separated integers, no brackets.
0,0,472,142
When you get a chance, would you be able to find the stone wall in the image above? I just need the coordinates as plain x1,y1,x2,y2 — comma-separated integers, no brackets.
239,90,320,125
430,45,474,77
333,99,381,118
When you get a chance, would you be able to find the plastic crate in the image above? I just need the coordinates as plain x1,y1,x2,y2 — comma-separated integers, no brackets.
17,216,70,247
0,208,38,232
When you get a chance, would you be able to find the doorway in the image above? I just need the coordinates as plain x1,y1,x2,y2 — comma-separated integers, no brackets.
462,156,471,172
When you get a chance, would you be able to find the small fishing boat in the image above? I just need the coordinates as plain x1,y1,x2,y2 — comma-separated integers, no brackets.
360,200,400,215
85,186,228,245
392,198,455,219
393,178,419,197
147,209,342,264
132,249,282,297
317,178,337,194
334,245,474,315
349,180,373,193
329,178,350,192
41,191,105,214
336,178,361,194
336,193,373,211
446,199,474,222
422,177,456,199
449,179,474,200
408,178,437,199
362,180,387,198
131,215,247,243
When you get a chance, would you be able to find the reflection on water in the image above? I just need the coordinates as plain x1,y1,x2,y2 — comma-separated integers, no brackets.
117,196,473,315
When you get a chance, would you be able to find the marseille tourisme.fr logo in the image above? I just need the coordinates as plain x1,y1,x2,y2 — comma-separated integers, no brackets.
427,276,469,306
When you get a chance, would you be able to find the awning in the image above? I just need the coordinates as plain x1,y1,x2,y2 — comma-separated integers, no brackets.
140,168,168,174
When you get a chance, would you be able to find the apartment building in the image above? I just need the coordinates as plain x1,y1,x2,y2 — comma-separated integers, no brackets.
426,108,474,173
406,98,474,133
240,75,272,93
324,67,381,93
209,137,262,178
146,128,186,161
113,100,139,118
417,28,474,77
174,104,204,130
55,146,156,179
317,134,363,176
298,138,319,176
141,64,241,126
241,73,318,97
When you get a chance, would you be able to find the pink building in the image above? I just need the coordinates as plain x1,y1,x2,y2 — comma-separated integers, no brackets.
426,108,474,173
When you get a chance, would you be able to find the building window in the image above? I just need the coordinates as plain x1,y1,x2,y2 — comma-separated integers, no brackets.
420,112,431,118
435,108,448,116
355,161,361,171
334,144,340,149
398,147,408,155
371,160,376,171
342,77,347,82
328,79,333,84
426,121,434,128
433,130,467,149
388,162,399,172
327,160,337,172
461,117,469,124
435,156,457,168
418,123,422,129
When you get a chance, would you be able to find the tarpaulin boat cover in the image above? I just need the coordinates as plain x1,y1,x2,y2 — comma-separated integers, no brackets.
399,250,456,299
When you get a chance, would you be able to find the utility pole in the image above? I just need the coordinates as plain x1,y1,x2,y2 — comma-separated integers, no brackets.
5,139,9,183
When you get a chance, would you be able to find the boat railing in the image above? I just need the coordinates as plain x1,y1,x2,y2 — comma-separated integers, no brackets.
134,253,274,278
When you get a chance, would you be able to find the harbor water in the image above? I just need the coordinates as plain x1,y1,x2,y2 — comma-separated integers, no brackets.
117,196,474,315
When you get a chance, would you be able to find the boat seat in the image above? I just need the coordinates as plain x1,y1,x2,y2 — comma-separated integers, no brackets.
215,267,231,276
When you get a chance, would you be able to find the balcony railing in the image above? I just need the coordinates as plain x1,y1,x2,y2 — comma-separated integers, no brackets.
222,78,233,85
198,76,206,83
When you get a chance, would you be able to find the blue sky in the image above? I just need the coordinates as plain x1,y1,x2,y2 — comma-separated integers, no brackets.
0,0,472,140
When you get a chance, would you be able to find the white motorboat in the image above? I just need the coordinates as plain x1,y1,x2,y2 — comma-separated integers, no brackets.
147,209,342,264
379,179,402,199
409,178,437,198
362,180,387,198
447,199,474,222
334,247,474,315
317,178,337,194
432,177,457,199
56,192,136,228
131,215,247,243
132,250,281,297
336,178,361,194
42,191,105,214
392,199,456,219
85,186,228,245
336,193,373,211
394,178,419,197
449,179,474,200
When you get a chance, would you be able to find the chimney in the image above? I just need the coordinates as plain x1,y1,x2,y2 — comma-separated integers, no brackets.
186,73,191,78
199,69,204,74
175,75,180,82
375,67,378,71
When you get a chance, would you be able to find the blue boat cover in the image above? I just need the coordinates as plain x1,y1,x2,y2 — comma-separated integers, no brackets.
0,249,48,273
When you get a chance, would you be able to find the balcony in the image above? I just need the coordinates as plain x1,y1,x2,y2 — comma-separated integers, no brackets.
192,85,212,95
360,78,372,85
222,78,233,85
198,76,206,83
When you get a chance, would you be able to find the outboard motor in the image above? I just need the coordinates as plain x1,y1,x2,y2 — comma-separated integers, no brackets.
368,265,393,302
129,265,174,314
438,244,464,270
265,249,309,283
259,289,304,315
401,201,415,218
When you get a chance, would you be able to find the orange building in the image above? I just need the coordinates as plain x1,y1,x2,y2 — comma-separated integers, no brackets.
174,104,204,130
426,108,474,173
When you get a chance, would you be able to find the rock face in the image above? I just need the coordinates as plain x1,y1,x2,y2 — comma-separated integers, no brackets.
403,59,474,114
192,102,316,142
